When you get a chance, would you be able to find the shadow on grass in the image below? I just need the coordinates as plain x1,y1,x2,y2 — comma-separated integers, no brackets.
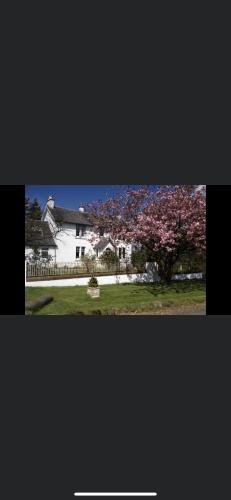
132,279,206,296
71,310,117,315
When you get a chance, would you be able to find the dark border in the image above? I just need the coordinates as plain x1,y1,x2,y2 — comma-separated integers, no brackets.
0,185,25,314
206,185,231,314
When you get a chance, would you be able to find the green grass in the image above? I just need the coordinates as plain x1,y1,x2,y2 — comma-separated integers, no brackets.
25,280,206,315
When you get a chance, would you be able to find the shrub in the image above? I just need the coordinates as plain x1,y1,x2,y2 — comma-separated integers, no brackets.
172,251,206,274
100,248,119,270
82,253,96,273
125,263,134,274
88,276,99,288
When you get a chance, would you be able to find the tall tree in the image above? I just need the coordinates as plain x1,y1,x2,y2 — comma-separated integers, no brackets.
25,197,31,220
89,185,206,282
28,198,42,220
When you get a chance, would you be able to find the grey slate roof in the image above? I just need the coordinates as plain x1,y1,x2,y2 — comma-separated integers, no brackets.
49,206,93,225
94,237,116,251
25,220,57,247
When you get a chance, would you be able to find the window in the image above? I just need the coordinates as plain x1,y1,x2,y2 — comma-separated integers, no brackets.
119,247,126,259
41,248,49,259
99,227,104,236
76,247,85,258
76,224,86,237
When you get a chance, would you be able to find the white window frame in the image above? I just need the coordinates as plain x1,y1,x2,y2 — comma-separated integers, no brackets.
76,246,80,259
76,224,87,237
41,248,49,259
118,247,126,260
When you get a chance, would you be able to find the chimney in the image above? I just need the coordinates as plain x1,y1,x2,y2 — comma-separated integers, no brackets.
79,203,84,213
47,195,55,209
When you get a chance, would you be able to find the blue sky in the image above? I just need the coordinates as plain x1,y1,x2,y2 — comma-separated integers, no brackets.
25,185,156,211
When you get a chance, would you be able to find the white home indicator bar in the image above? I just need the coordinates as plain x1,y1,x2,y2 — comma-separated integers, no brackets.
74,494,157,497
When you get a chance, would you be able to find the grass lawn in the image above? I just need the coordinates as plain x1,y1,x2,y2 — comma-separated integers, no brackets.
25,280,206,315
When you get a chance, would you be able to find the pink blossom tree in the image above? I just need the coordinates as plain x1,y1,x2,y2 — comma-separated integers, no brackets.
89,185,206,282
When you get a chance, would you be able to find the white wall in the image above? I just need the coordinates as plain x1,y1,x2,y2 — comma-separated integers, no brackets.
42,208,57,233
26,272,203,287
172,273,203,281
53,224,94,262
26,273,148,287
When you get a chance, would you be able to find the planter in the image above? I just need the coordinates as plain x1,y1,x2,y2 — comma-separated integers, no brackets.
87,287,100,298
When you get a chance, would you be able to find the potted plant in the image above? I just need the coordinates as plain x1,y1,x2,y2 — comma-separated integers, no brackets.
87,276,100,298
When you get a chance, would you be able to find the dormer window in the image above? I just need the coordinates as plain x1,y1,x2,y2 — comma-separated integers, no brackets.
76,224,86,237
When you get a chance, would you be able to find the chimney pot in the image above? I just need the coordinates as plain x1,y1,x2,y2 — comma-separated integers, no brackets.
47,196,54,209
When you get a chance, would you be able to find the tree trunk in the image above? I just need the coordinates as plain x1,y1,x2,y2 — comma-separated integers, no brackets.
156,255,174,283
158,267,173,283
144,244,179,284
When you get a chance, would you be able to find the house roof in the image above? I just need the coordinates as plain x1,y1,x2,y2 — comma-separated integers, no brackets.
25,220,57,247
49,206,93,225
94,237,116,252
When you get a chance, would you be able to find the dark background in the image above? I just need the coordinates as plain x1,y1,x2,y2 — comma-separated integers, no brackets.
0,183,230,500
1,4,230,495
2,315,230,500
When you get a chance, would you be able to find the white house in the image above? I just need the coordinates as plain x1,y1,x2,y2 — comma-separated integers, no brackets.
26,196,135,264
